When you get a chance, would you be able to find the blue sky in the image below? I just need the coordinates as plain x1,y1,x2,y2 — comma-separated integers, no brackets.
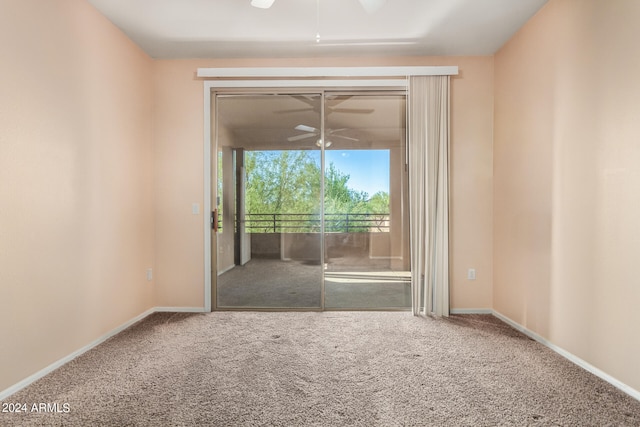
325,149,389,197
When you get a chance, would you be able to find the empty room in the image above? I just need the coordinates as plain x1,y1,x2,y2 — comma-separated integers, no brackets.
1,0,639,425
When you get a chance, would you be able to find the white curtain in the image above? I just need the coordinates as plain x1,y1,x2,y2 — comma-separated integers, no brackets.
408,75,450,317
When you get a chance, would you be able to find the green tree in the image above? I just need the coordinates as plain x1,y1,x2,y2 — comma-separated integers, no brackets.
368,191,390,213
244,150,389,232
324,163,368,213
245,150,321,231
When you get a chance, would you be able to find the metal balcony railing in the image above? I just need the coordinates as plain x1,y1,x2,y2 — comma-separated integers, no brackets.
220,212,390,233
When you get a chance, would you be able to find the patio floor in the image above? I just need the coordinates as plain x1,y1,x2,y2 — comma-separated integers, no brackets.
216,258,411,309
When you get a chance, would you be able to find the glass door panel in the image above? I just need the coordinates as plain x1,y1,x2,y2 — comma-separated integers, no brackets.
213,91,411,310
323,94,411,309
214,94,322,308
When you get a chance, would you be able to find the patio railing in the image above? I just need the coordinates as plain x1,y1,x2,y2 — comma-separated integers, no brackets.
221,212,390,233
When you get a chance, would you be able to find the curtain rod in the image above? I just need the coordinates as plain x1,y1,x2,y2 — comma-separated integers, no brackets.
204,79,408,89
196,66,458,78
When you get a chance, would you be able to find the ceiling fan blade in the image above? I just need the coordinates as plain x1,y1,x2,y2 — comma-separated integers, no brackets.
291,95,319,107
288,133,317,142
333,134,360,142
294,124,318,133
326,95,353,107
358,0,386,13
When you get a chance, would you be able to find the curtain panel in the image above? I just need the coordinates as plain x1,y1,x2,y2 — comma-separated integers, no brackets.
408,75,451,317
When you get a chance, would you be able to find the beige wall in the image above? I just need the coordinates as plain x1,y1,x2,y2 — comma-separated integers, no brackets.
153,56,494,310
494,0,640,392
0,0,154,392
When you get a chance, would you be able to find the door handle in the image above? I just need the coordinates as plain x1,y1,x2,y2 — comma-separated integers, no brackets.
212,209,219,232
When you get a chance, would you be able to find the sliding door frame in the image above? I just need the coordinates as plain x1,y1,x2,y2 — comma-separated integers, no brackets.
202,66,458,312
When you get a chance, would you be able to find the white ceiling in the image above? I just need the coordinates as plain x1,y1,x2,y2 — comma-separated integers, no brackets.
87,0,548,59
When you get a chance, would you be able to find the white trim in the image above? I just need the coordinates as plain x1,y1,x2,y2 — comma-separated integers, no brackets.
204,83,212,313
0,307,156,400
493,310,640,402
205,79,408,88
450,308,493,314
197,66,458,78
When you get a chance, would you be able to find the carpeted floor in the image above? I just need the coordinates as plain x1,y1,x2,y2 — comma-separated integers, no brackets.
3,312,640,426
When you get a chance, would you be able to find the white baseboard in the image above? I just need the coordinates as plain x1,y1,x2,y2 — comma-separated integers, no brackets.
492,310,640,402
0,306,208,400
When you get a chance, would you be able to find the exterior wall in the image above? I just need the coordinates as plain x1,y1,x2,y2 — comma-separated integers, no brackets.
0,0,154,393
244,232,393,264
153,56,494,310
250,233,281,259
494,0,640,392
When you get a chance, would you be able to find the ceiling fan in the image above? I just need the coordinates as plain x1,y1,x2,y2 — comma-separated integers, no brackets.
288,124,359,146
250,0,386,13
275,95,374,115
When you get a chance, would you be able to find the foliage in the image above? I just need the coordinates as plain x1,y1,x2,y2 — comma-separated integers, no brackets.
245,150,320,214
244,150,389,232
368,191,390,214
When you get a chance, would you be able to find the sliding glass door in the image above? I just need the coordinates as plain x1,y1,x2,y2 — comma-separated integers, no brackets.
214,94,323,308
323,94,410,309
212,91,409,310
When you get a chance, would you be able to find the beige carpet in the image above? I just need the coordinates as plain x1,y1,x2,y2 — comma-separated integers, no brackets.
3,312,640,426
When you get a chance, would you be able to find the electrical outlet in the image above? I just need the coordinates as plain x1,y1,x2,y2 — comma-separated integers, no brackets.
146,268,153,281
467,268,476,280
